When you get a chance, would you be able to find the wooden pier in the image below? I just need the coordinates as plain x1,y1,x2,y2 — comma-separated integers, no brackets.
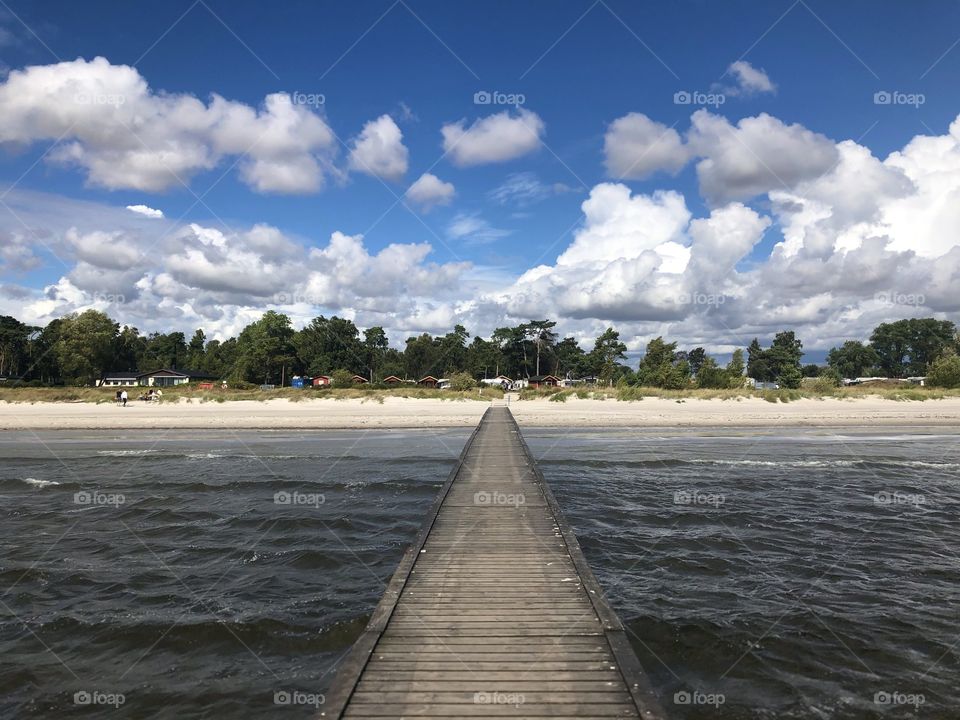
322,406,664,718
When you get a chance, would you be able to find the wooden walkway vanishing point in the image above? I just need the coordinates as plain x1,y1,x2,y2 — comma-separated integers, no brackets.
322,406,665,719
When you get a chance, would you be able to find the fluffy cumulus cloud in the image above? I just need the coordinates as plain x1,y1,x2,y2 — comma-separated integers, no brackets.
6,203,471,339
441,109,544,166
348,114,409,182
493,111,960,351
603,109,839,205
405,172,455,211
6,98,960,355
604,113,689,180
688,110,839,205
0,56,336,193
126,204,164,219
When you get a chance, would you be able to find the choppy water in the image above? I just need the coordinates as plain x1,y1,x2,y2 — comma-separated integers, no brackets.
1,427,958,718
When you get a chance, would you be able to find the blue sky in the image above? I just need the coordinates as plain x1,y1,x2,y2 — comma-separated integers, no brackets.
1,0,959,356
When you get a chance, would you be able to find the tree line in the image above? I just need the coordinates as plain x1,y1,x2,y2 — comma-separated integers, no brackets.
0,311,958,388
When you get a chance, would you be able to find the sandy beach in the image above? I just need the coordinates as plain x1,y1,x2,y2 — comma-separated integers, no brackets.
2,395,960,430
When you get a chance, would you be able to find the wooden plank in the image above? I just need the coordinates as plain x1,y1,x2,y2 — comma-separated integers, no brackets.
321,407,665,720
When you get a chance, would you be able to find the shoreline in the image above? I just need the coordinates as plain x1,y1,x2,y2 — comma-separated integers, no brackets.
3,395,960,430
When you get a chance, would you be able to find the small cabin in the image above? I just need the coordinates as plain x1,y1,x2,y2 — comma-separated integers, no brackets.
313,375,332,387
352,375,368,384
382,375,403,384
528,375,560,388
418,375,439,388
98,372,141,387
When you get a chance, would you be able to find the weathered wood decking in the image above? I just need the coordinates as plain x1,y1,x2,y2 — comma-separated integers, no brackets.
322,406,664,718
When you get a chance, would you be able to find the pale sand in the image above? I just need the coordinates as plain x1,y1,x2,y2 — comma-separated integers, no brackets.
2,395,960,430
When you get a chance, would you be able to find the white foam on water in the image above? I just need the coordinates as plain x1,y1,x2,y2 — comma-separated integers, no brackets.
97,449,158,456
23,478,59,488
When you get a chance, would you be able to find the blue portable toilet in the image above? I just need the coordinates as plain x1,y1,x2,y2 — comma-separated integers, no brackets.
291,376,305,389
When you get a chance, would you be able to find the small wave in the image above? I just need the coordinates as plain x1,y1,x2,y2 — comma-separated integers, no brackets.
97,449,158,456
23,478,60,488
692,459,857,468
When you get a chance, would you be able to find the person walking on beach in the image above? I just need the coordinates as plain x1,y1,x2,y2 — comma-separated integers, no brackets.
120,390,128,407
115,390,122,406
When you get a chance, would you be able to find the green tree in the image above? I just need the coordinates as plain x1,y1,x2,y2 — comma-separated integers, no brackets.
686,347,707,377
802,363,822,377
777,364,804,389
637,337,689,388
55,310,119,385
28,319,64,383
747,339,774,382
294,316,363,375
553,337,587,378
404,333,440,380
465,337,501,379
187,329,206,369
437,325,470,374
492,326,527,378
590,328,627,385
203,338,238,379
525,320,557,376
769,331,804,386
363,326,389,381
870,319,956,377
0,315,32,377
235,311,295,384
748,333,803,386
827,340,879,379
331,369,355,388
140,331,187,370
114,326,145,371
927,351,960,388
448,371,477,391
696,356,727,389
725,349,746,388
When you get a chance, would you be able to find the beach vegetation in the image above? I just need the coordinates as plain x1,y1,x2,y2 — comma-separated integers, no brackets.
928,351,960,388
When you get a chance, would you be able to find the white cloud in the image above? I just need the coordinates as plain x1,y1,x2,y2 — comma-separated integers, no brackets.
441,109,544,166
348,114,409,182
446,212,512,245
603,113,690,180
0,57,336,193
601,109,837,203
688,110,839,205
725,60,776,96
488,171,572,206
7,108,960,357
126,204,163,219
405,173,455,211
